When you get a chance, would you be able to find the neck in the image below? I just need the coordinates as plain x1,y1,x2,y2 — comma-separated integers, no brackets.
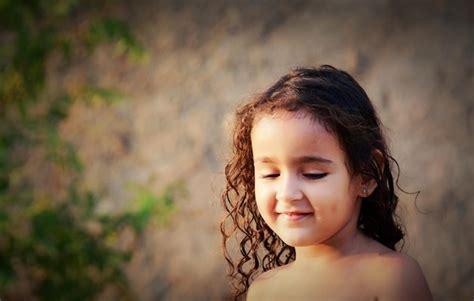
293,220,367,265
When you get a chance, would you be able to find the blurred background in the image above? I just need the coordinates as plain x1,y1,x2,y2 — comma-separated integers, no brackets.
0,0,472,300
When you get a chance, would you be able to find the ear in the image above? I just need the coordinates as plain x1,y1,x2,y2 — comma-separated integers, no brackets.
358,149,384,198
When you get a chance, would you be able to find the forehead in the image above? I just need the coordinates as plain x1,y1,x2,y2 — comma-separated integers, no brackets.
251,112,345,163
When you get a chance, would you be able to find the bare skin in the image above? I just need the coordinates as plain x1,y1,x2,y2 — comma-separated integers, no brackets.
248,113,432,301
247,231,433,301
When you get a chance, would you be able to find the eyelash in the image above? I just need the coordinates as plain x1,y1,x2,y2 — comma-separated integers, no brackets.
304,173,328,180
261,174,279,179
261,173,328,180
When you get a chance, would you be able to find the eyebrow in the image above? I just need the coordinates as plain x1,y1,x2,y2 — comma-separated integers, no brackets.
254,156,333,164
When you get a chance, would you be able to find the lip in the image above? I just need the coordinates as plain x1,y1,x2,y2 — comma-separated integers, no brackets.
278,212,313,221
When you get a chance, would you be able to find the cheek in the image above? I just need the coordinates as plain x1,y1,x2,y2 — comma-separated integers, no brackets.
254,184,276,218
306,182,357,215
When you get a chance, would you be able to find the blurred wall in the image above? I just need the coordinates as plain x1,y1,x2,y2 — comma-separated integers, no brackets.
60,0,473,300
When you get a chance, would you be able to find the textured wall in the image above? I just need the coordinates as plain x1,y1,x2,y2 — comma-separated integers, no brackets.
60,0,473,299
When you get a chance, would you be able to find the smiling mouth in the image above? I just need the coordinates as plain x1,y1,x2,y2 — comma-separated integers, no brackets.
279,212,313,221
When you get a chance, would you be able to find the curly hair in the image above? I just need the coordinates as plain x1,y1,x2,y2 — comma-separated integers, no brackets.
220,65,405,300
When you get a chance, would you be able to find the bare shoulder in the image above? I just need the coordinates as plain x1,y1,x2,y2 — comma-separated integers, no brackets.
369,252,433,301
246,273,267,301
247,265,288,301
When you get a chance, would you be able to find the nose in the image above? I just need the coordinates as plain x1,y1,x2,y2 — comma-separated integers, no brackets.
276,174,304,203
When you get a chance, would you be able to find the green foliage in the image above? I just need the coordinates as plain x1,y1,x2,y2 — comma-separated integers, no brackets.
0,1,176,300
80,85,127,105
126,182,187,231
87,18,146,62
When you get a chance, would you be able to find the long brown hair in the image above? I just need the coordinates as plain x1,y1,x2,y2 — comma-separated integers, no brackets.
220,65,404,300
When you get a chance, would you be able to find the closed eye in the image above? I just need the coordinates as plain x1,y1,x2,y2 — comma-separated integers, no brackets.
261,174,279,179
303,173,328,180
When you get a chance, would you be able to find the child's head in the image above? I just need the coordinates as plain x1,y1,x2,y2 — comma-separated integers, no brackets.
221,65,404,298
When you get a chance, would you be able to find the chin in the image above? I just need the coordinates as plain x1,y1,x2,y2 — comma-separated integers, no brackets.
280,233,318,247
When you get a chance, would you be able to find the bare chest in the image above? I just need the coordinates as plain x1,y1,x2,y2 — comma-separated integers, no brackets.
261,265,380,301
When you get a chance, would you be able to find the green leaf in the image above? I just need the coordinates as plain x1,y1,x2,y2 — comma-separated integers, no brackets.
126,183,179,232
47,94,73,125
81,85,126,105
46,127,83,172
87,17,146,61
0,258,15,291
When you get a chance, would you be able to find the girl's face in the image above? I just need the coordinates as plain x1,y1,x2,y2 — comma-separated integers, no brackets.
251,112,364,247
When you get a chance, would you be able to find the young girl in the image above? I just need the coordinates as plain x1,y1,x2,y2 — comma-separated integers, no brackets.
220,65,432,300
